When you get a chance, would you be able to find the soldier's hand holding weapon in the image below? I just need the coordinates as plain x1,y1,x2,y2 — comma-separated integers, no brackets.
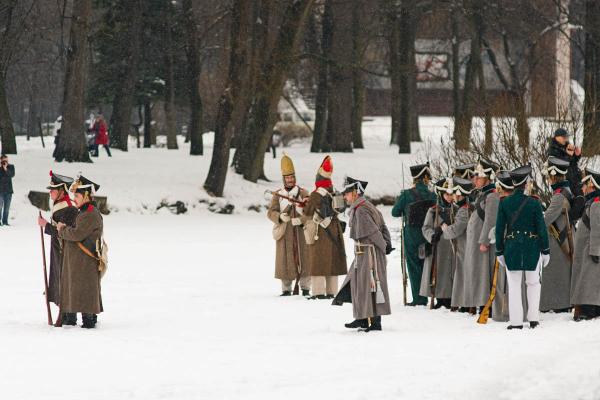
431,227,443,244
441,223,448,231
57,222,66,231
480,244,489,253
279,213,291,223
291,217,302,226
385,243,395,255
37,215,48,227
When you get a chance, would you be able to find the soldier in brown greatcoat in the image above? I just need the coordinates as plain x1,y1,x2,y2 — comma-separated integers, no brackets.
57,175,104,328
267,154,311,296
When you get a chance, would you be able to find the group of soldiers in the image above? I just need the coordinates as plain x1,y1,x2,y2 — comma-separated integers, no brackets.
36,171,105,328
267,154,392,331
268,128,600,330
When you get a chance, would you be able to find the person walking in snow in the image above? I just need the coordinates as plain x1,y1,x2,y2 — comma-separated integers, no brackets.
57,175,104,328
302,156,347,300
392,163,436,306
267,154,311,296
495,165,550,330
0,154,15,226
91,115,112,157
333,177,392,331
37,172,79,313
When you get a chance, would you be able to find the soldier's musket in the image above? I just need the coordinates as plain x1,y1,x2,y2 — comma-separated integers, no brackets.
38,211,53,326
478,258,500,324
264,190,307,206
400,163,408,306
429,203,440,310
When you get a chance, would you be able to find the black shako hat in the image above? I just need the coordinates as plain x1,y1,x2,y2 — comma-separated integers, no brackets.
454,163,476,179
410,162,431,179
342,176,368,195
583,167,600,189
545,156,570,176
554,128,569,138
434,177,453,194
70,174,100,194
475,158,500,178
47,170,74,190
452,177,474,195
509,165,532,187
496,170,514,190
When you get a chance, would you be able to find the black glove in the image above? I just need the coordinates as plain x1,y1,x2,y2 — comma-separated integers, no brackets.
431,227,443,244
385,243,395,255
592,255,600,264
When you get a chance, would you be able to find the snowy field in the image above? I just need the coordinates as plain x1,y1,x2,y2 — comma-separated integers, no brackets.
2,117,600,399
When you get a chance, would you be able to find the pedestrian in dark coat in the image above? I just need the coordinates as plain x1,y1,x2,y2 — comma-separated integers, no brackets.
0,154,15,226
547,128,582,196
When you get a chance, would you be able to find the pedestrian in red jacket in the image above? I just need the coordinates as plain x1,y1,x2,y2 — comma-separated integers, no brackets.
91,115,112,157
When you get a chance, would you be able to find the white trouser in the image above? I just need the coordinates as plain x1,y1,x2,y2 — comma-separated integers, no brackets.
311,276,338,295
506,259,541,326
281,277,311,292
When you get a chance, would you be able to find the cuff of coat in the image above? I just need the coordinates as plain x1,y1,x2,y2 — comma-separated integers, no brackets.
495,250,504,256
541,248,550,255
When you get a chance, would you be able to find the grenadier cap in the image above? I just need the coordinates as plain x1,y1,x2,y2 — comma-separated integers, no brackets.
509,165,532,187
544,156,570,176
317,155,333,179
342,176,368,195
496,170,514,190
280,153,295,177
410,162,431,179
47,170,74,190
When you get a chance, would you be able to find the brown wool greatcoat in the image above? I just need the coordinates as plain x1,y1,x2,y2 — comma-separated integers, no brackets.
267,187,311,281
44,200,78,305
302,190,348,277
58,204,103,314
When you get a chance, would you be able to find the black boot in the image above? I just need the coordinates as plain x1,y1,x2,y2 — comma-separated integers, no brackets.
529,321,539,329
63,313,77,326
365,316,382,332
507,325,523,330
345,319,368,329
307,295,327,300
280,291,291,297
325,294,335,299
302,289,310,297
82,313,96,329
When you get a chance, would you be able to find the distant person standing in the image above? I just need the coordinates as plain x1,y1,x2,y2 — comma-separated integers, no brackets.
91,115,112,157
547,128,582,196
0,154,15,226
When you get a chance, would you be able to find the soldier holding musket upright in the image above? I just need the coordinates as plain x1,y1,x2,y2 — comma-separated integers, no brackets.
496,165,550,330
570,168,600,321
333,177,392,331
267,154,311,296
37,171,79,321
420,178,455,309
540,157,573,313
57,175,104,328
392,163,436,306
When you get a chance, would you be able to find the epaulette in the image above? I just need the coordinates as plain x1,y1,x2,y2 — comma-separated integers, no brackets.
430,204,438,210
553,188,563,195
530,194,540,200
87,204,95,212
595,197,600,203
461,203,470,209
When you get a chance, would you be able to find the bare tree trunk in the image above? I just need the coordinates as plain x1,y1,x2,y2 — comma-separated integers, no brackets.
398,0,418,153
204,0,252,196
311,1,332,153
184,0,204,156
387,1,401,145
164,5,178,150
584,0,600,155
235,0,315,182
451,3,461,143
351,0,364,149
326,0,353,153
143,101,152,148
109,0,143,152
55,0,92,163
0,77,17,154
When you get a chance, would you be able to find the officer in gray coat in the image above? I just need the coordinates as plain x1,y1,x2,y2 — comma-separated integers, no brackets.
540,157,573,313
441,177,473,311
333,177,392,332
421,178,456,309
571,168,600,321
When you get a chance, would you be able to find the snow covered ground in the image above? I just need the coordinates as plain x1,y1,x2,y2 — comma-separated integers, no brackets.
1,118,600,399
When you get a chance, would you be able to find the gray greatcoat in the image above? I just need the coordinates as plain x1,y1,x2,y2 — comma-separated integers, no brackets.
420,204,455,299
454,187,499,308
267,186,311,283
541,190,572,311
571,200,600,306
58,203,103,314
44,198,78,305
333,198,391,319
442,203,469,307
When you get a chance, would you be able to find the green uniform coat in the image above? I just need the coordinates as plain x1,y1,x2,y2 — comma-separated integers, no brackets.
392,182,436,304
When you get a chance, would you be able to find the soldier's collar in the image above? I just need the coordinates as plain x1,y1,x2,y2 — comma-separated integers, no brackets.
481,183,496,193
550,180,570,191
585,190,600,202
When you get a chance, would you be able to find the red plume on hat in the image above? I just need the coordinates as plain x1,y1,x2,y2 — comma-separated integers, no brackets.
318,155,333,179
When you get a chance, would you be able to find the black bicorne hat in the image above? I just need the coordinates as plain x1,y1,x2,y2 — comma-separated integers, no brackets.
496,170,514,190
70,174,100,194
410,162,431,179
509,165,532,186
47,170,74,190
452,177,474,195
454,163,476,178
475,158,500,178
545,156,570,176
434,177,453,194
583,167,600,189
342,176,368,195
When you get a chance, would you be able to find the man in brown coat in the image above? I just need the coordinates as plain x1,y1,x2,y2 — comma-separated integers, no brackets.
267,154,311,296
37,171,79,320
57,175,104,328
302,156,348,300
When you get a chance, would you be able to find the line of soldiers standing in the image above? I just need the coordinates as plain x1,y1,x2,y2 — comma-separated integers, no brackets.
37,171,105,328
267,154,393,331
395,147,600,328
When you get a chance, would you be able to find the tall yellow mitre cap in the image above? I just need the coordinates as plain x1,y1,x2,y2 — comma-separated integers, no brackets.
281,153,295,176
